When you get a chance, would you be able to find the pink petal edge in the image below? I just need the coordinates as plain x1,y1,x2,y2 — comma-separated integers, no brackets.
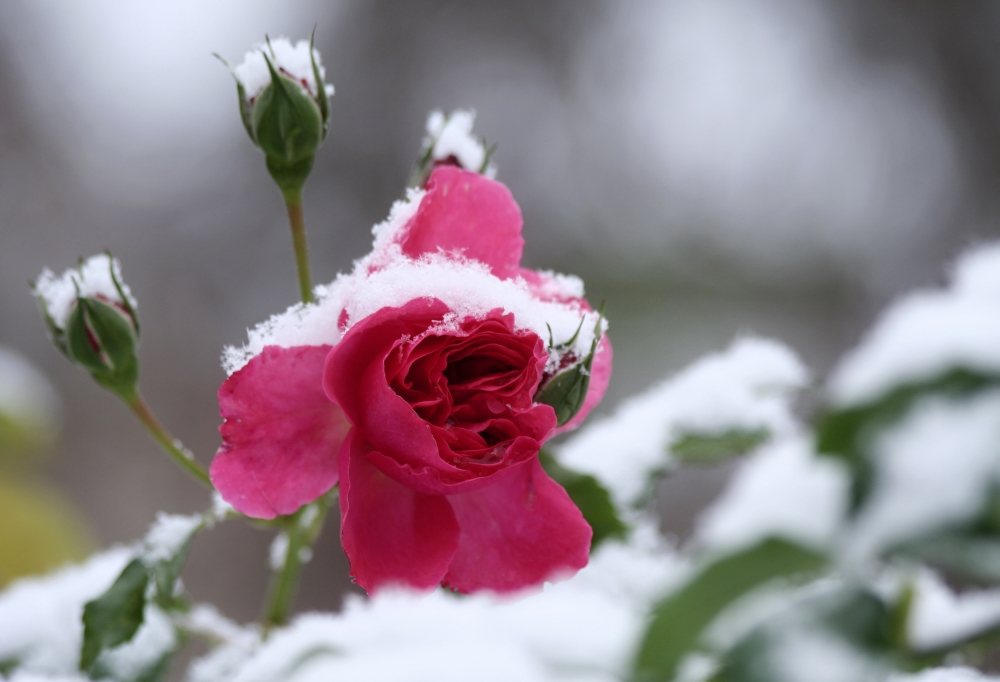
211,345,347,519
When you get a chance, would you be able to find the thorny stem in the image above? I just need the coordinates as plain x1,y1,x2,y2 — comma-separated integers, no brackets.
263,490,335,631
283,189,314,304
124,392,213,489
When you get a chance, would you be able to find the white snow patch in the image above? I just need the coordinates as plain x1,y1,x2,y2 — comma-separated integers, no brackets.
907,569,1000,652
843,390,1000,566
268,533,289,572
232,37,333,101
769,627,885,682
34,254,136,331
143,512,202,564
0,547,172,677
694,436,849,554
555,337,808,508
830,243,1000,407
889,669,1000,682
424,109,494,176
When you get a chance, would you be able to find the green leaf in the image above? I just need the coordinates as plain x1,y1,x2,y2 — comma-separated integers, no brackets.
80,558,149,672
816,368,998,511
671,429,770,465
148,523,204,610
539,450,627,549
632,538,827,682
309,27,330,135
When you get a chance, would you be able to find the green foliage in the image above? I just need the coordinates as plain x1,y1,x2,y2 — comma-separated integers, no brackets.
539,450,627,549
671,429,770,465
816,368,998,511
632,538,827,682
80,559,149,672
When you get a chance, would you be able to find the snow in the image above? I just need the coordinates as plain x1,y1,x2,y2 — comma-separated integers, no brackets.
769,627,885,682
423,110,495,176
694,436,849,554
555,337,808,508
830,244,1000,407
906,569,1000,652
34,254,136,331
889,670,1000,682
0,347,58,433
843,390,1000,567
189,524,681,682
232,37,333,101
0,547,172,677
142,512,202,564
223,255,601,378
268,533,288,572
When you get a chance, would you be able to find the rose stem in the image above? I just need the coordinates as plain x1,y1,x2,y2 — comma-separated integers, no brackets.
263,490,334,630
123,391,212,489
283,188,314,304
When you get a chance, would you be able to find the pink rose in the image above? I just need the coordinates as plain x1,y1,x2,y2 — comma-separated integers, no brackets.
211,166,612,593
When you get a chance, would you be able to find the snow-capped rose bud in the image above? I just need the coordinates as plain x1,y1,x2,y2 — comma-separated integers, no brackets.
224,35,333,195
409,109,497,188
537,309,606,427
33,254,140,396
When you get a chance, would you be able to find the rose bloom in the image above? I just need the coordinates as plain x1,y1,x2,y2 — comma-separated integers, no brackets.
211,166,611,593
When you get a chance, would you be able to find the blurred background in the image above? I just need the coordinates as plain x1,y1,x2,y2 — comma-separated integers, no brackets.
0,0,998,622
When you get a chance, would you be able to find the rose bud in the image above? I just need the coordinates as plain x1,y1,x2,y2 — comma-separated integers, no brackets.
33,254,140,397
537,309,606,427
409,109,497,188
221,35,333,195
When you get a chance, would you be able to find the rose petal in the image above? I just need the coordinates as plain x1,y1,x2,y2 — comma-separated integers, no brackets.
443,457,592,593
399,166,524,279
339,429,460,593
552,335,613,436
211,345,347,519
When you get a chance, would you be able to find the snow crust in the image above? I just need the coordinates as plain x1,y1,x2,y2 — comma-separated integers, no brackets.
142,513,202,564
694,436,849,554
844,390,1000,566
189,528,681,682
423,110,495,176
223,190,600,376
830,244,1000,406
0,347,58,431
0,547,173,678
555,337,808,508
34,254,136,331
232,37,333,101
907,569,1000,651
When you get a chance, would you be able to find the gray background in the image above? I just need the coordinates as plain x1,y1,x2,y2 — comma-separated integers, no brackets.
1,0,999,622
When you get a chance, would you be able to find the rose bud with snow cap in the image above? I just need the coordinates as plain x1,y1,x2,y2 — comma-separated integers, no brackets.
33,254,140,397
223,35,333,195
409,109,496,188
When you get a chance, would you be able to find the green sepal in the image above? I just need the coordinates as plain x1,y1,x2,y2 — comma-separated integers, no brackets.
537,307,605,427
80,558,149,672
671,428,770,465
36,295,68,356
252,55,324,168
65,297,139,397
539,450,627,549
632,538,827,682
265,154,315,197
309,28,330,136
214,53,256,143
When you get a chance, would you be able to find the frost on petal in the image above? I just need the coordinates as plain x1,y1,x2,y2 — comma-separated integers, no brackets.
211,345,347,519
693,436,849,555
338,430,460,593
830,242,1000,407
233,36,333,102
443,458,591,594
555,337,808,508
398,167,524,279
34,254,136,331
842,390,1000,566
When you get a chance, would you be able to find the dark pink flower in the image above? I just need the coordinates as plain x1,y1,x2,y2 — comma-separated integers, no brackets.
211,166,611,593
